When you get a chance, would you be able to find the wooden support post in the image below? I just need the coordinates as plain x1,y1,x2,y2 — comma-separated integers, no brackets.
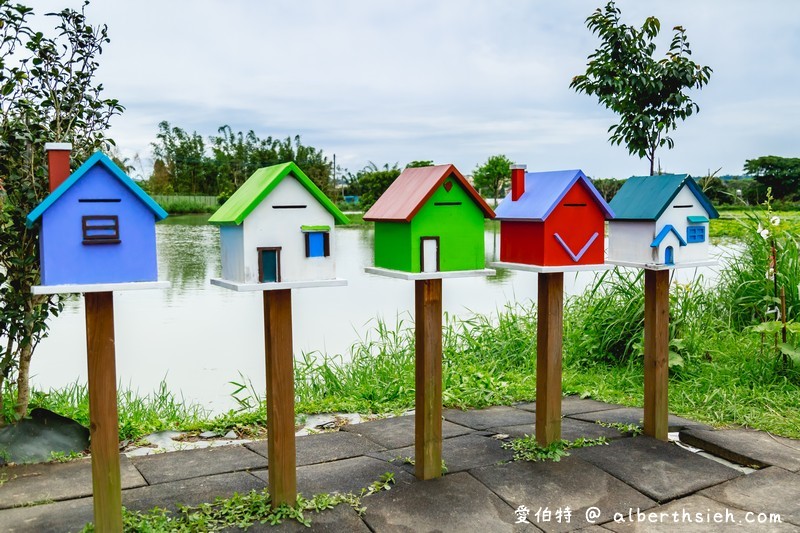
415,279,442,480
84,291,122,533
263,289,297,507
536,272,563,446
644,269,670,440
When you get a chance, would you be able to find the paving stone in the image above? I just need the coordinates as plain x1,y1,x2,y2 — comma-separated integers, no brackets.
121,471,265,513
245,430,386,466
0,496,94,533
680,428,800,472
515,397,623,417
471,456,655,532
444,406,534,430
568,408,709,431
361,471,537,532
602,493,799,532
225,504,371,532
340,415,471,449
376,433,515,474
131,444,267,484
0,455,145,510
561,397,624,416
514,401,536,412
251,455,416,497
699,467,800,526
572,437,741,503
488,418,627,441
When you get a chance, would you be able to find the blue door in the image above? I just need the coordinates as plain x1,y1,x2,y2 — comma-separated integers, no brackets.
259,248,279,282
665,246,674,266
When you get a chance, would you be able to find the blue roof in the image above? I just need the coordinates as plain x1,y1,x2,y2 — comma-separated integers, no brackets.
26,151,168,228
609,174,719,221
494,169,614,221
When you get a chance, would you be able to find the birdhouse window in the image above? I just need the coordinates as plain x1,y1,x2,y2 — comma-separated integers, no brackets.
81,215,120,245
304,230,330,258
686,225,705,243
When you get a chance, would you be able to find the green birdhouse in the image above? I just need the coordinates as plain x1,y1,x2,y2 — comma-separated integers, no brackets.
363,164,495,273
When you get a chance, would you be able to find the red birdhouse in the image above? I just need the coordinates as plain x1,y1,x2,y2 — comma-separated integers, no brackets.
494,166,614,267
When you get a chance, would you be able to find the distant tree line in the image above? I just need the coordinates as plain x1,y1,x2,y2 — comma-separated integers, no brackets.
144,121,339,201
138,122,800,211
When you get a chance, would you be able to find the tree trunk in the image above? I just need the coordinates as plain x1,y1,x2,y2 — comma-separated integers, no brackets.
13,293,36,419
13,341,32,418
0,373,6,427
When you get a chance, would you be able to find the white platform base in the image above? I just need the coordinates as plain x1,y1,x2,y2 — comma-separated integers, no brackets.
364,267,496,281
489,261,613,273
32,281,170,295
210,278,348,292
607,259,718,271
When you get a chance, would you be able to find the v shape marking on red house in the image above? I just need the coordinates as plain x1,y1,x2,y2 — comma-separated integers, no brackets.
553,232,599,262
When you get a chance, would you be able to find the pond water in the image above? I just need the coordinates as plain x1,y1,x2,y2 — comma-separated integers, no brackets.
30,217,728,414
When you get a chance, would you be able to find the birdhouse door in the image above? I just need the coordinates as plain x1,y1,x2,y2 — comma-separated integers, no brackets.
258,247,281,283
665,246,674,266
421,237,439,273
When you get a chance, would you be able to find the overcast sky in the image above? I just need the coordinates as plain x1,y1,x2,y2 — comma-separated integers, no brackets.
35,1,800,180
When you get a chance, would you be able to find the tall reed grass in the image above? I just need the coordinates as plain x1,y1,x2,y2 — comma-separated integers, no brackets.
716,212,800,329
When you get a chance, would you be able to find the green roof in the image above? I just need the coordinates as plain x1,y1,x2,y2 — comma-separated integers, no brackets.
609,174,719,220
208,162,349,226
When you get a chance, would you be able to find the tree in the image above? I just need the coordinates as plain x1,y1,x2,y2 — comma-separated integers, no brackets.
405,160,433,168
743,156,800,201
570,1,712,175
591,177,625,202
151,121,213,194
0,0,123,420
472,155,513,206
355,162,401,212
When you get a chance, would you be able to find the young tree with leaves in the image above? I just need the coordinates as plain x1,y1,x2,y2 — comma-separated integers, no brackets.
0,0,122,421
472,155,513,206
570,1,712,175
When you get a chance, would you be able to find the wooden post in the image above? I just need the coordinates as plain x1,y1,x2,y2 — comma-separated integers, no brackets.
84,291,122,532
536,272,563,446
263,289,297,507
415,279,442,480
644,269,670,440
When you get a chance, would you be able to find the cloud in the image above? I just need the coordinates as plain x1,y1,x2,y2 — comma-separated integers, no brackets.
32,0,800,180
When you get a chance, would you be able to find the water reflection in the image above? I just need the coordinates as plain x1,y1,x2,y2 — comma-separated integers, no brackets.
156,223,220,294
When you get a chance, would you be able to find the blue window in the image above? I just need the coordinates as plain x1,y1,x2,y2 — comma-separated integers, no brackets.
305,231,330,257
687,225,705,243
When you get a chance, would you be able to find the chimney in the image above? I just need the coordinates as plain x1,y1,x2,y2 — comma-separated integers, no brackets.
45,142,72,192
510,164,526,201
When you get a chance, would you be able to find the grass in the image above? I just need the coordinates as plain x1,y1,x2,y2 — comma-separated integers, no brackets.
158,199,217,215
80,472,396,531
502,436,609,462
712,209,800,240
2,380,209,442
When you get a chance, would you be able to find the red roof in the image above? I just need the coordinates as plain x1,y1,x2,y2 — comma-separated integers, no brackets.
363,164,495,222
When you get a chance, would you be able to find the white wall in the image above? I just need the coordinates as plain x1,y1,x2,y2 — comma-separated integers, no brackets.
240,176,337,283
219,225,245,281
655,185,710,263
607,221,657,264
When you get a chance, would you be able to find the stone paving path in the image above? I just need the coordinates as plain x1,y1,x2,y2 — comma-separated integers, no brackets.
1,397,799,532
